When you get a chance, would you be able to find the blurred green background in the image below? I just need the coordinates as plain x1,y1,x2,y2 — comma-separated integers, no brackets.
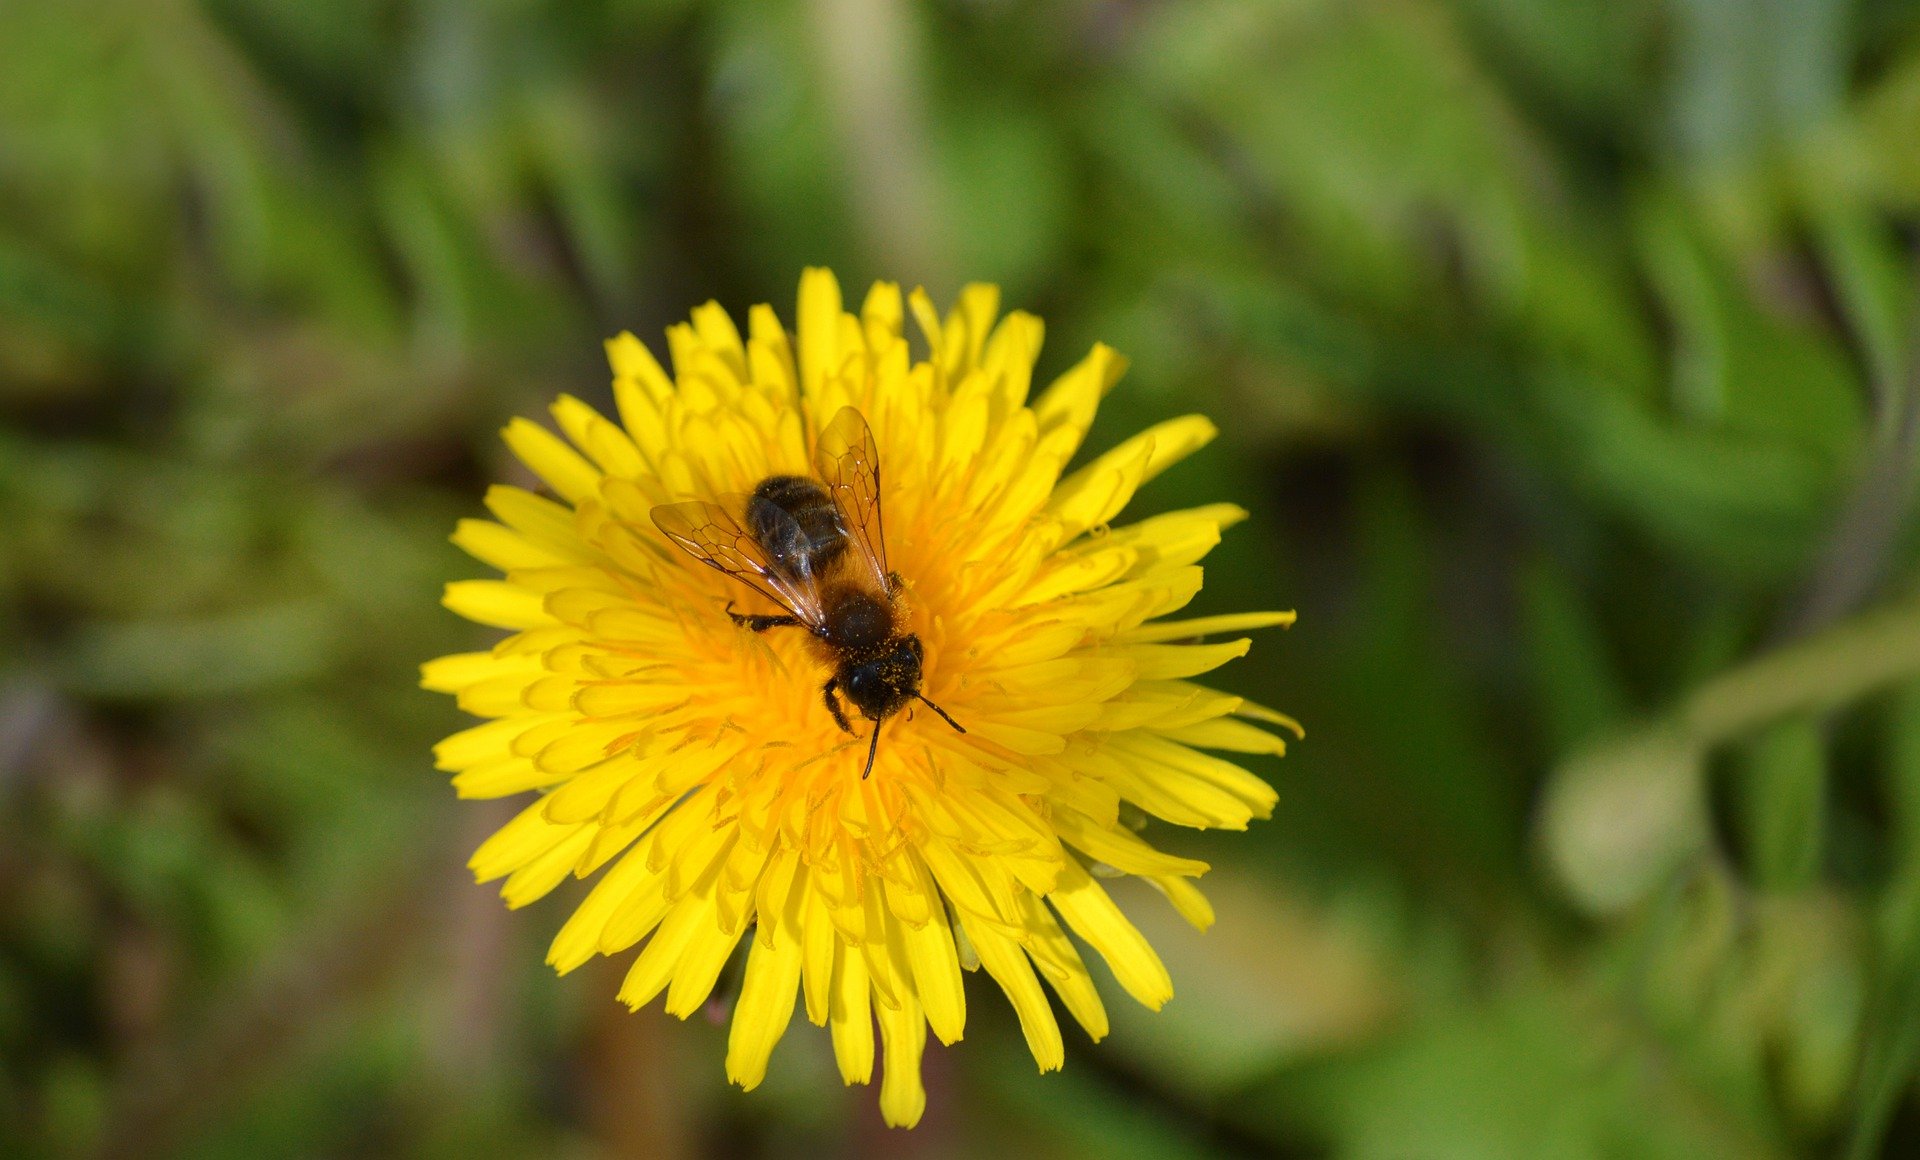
7,0,1920,1156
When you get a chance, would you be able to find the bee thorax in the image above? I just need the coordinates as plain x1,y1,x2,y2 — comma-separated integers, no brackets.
821,589,893,653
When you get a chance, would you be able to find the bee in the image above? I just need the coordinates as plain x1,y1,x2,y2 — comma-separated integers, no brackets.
650,406,964,778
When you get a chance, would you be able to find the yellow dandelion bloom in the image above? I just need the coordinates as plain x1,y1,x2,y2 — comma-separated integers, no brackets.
422,269,1298,1127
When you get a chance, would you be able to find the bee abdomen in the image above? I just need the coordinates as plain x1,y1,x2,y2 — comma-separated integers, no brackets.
749,475,847,577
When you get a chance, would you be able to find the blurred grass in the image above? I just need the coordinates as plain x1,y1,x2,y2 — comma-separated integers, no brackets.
6,0,1920,1156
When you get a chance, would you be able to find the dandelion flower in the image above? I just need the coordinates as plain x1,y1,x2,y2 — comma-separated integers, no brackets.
422,269,1298,1127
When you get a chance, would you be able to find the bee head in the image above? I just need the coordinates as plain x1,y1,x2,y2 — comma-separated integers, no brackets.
840,635,923,722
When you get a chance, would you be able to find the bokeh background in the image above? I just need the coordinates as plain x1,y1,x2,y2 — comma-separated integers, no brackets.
7,0,1920,1156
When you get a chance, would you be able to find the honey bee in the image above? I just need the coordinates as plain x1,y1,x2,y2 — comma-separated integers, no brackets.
651,406,964,778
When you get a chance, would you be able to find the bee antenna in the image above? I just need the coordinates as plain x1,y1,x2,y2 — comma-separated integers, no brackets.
916,695,966,735
862,722,881,780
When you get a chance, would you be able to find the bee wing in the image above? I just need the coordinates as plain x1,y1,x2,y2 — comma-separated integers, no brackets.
814,406,892,594
650,499,829,630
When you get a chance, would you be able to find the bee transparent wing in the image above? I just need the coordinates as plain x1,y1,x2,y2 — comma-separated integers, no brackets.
814,406,892,594
650,499,829,630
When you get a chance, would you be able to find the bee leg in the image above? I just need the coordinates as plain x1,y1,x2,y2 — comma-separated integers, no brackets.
822,678,854,735
726,601,802,633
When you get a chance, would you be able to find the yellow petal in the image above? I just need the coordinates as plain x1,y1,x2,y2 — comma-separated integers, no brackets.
1236,698,1307,738
665,913,749,1018
470,799,584,884
419,650,525,693
861,281,905,352
1032,342,1128,453
1049,861,1173,1010
441,581,551,630
1016,545,1140,606
691,301,748,380
433,716,535,770
966,919,1064,1072
726,924,803,1090
619,891,719,1011
549,829,669,974
1121,610,1296,644
747,304,798,402
963,719,1069,755
482,486,586,559
1051,808,1210,878
540,757,638,824
501,825,595,908
532,720,641,775
798,267,844,398
981,311,1042,411
1159,716,1291,756
1113,733,1278,821
801,889,837,1026
605,330,671,394
829,940,874,1085
1042,436,1152,544
876,989,928,1128
552,395,645,479
1045,415,1218,542
893,872,966,1046
1014,891,1108,1041
1091,681,1244,733
1107,639,1252,681
452,519,570,571
501,418,602,504
451,757,568,799
1083,750,1254,830
1146,875,1215,931
954,283,1002,373
575,789,680,877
